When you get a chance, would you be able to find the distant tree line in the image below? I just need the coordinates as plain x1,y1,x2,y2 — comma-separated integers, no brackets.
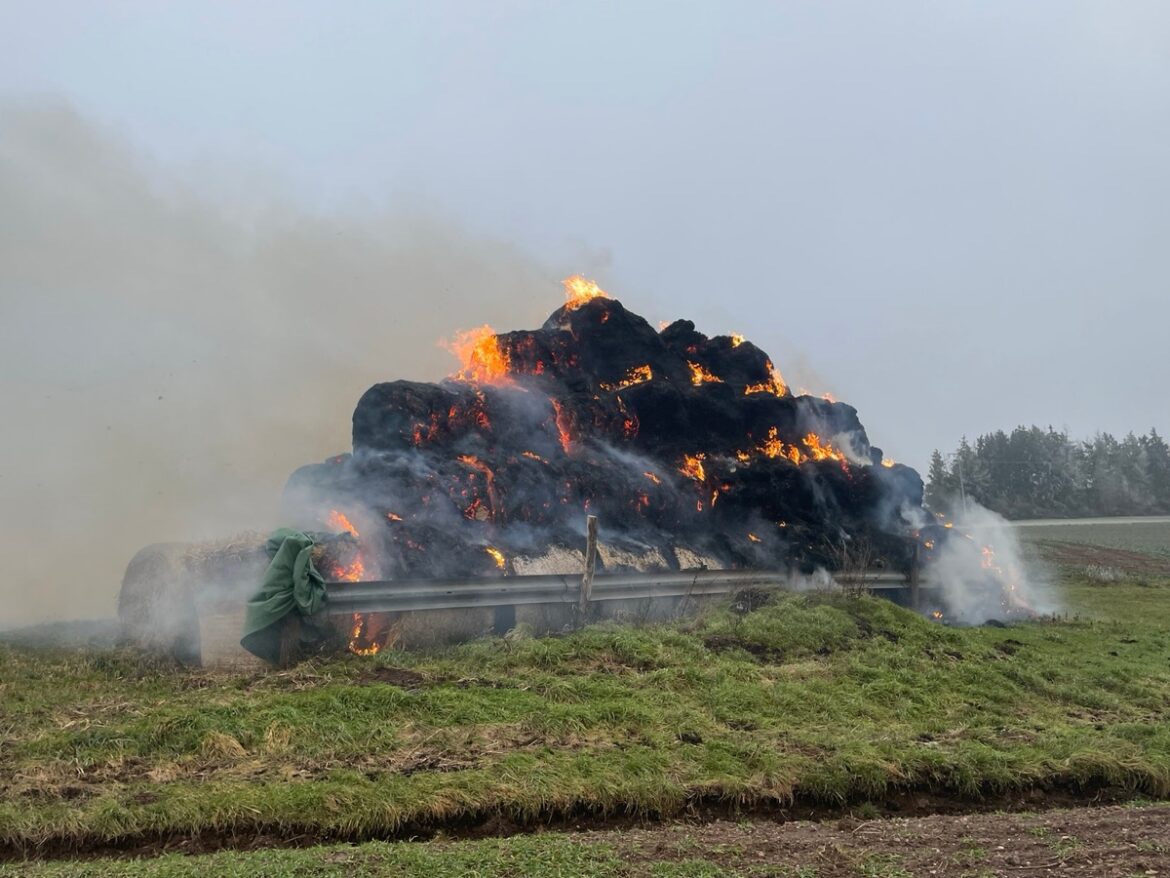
925,426,1170,519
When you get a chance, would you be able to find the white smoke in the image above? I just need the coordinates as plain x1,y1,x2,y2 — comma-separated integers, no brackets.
921,500,1058,625
0,99,568,628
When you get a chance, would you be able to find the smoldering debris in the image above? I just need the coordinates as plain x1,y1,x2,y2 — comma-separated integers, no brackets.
918,501,1057,625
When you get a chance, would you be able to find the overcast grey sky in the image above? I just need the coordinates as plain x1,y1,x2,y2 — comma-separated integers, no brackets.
2,2,1168,621
6,0,1169,463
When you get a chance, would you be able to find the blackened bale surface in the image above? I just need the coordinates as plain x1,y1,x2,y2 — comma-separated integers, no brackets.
285,297,925,581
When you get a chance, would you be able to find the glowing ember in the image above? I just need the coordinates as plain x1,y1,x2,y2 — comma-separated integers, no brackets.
687,361,724,385
458,454,500,522
521,450,548,463
747,532,761,543
600,364,653,392
643,471,662,485
550,399,574,453
562,274,610,310
386,512,403,521
443,325,511,384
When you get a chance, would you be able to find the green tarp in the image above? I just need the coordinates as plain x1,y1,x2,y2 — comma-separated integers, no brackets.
240,528,329,663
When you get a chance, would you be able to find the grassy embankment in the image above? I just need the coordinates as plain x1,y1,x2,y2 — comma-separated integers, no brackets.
3,562,1170,862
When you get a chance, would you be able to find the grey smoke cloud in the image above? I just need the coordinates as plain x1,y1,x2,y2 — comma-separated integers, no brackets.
0,101,560,626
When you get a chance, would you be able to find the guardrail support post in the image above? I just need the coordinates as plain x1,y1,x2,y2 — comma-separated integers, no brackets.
909,542,921,611
578,514,599,623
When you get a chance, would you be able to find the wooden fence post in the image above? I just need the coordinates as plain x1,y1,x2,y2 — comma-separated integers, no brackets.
578,515,599,621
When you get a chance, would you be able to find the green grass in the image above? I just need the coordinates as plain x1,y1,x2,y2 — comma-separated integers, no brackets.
2,574,1170,858
1,833,824,877
0,835,630,877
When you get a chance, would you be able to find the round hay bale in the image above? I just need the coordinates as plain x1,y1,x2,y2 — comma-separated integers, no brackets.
118,542,200,663
117,532,269,664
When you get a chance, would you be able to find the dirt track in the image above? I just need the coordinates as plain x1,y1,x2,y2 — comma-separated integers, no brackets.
575,803,1170,876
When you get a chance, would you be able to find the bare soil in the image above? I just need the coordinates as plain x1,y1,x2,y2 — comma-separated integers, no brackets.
1033,539,1170,575
580,803,1170,876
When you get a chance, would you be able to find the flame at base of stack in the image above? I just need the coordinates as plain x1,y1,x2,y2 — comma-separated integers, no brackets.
321,509,395,654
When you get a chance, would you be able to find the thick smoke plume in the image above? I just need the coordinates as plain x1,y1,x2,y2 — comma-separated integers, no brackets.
0,100,558,627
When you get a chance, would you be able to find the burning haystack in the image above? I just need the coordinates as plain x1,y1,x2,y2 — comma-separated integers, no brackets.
287,278,927,603
120,277,1036,664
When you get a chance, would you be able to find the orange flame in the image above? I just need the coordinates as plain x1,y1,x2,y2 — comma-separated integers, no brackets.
679,453,707,482
562,275,610,310
328,510,370,649
747,532,761,543
730,334,745,348
881,458,896,468
981,545,999,572
687,361,724,385
443,325,511,384
802,432,847,464
327,510,365,581
333,555,366,581
643,471,662,485
485,546,506,570
326,509,360,537
600,364,652,392
756,426,807,465
745,360,788,397
386,512,403,522
349,613,382,656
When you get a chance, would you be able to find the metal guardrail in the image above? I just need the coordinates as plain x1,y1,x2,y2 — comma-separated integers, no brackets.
323,568,919,616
